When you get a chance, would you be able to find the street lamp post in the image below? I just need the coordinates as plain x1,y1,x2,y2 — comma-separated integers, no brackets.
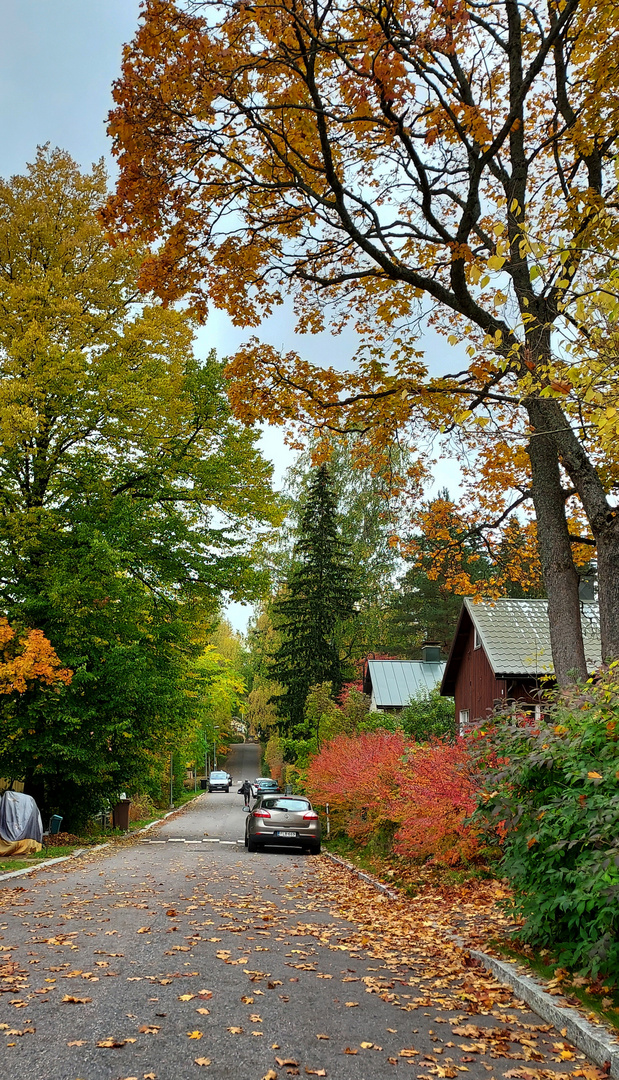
213,727,219,770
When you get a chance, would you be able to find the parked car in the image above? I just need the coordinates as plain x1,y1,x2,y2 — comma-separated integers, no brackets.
208,770,230,793
245,794,321,854
251,777,280,798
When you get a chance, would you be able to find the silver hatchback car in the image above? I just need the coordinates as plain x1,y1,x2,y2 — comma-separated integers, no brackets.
245,795,321,854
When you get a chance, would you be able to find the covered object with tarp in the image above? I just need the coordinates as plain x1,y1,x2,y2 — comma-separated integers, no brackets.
0,790,43,855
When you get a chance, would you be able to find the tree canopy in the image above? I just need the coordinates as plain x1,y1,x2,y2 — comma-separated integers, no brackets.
0,148,282,821
106,0,619,684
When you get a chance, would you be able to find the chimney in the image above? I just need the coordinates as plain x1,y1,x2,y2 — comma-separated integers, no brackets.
421,642,442,663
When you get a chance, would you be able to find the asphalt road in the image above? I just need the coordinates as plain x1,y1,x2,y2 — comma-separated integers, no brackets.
0,743,595,1080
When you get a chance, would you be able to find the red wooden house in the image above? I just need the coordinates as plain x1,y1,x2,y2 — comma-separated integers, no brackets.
440,598,601,730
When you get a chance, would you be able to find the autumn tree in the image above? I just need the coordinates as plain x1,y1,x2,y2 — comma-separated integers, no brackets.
107,0,619,684
270,464,359,731
0,620,72,697
0,148,281,822
385,490,544,656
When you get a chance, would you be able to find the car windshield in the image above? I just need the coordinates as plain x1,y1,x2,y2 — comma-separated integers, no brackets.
261,798,310,812
210,772,227,779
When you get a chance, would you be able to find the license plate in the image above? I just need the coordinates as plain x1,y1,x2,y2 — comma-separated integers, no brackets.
277,831,297,838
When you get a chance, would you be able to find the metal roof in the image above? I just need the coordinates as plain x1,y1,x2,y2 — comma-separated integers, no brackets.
367,659,446,708
463,597,601,677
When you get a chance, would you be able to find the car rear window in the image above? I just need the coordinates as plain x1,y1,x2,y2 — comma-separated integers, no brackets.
261,798,310,812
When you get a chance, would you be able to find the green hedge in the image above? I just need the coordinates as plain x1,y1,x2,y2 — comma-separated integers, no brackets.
472,667,619,979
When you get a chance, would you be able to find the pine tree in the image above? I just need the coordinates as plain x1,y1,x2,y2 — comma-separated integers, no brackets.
270,465,359,732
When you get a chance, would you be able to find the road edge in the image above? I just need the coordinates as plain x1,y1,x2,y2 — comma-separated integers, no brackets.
323,851,619,1078
0,798,203,884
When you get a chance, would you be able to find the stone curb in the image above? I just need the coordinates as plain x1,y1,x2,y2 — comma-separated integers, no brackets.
323,850,619,1077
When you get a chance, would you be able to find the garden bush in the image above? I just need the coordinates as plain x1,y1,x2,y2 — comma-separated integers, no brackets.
472,666,619,978
306,729,480,864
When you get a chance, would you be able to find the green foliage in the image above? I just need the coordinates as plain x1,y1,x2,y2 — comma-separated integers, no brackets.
0,148,281,825
274,438,407,659
472,670,619,979
270,464,359,731
400,689,456,742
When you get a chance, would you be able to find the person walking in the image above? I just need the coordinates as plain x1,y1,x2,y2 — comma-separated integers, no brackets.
238,779,252,808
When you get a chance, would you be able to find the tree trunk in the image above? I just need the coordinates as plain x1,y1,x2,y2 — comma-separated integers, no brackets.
594,529,619,662
526,404,587,684
527,395,619,662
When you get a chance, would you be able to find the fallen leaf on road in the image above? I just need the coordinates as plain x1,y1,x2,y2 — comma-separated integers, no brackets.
400,1049,419,1058
276,1058,299,1067
67,1040,87,1046
179,994,195,1001
388,1058,398,1065
97,1039,127,1048
61,995,92,1004
241,996,254,1004
361,1042,374,1048
305,1070,326,1076
344,1048,357,1055
252,1031,264,1036
263,1072,277,1080
196,1008,210,1015
198,990,213,998
144,1074,156,1078
187,1031,203,1039
194,1058,212,1066
137,927,151,934
228,1026,243,1034
249,1014,263,1022
316,1034,329,1040
344,1002,358,1007
139,1026,160,1034
166,909,177,917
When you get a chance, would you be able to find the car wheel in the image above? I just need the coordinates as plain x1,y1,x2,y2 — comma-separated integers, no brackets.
244,833,248,847
307,842,321,855
247,837,261,853
225,787,230,792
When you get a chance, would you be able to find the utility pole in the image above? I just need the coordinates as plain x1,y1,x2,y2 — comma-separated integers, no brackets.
169,752,174,809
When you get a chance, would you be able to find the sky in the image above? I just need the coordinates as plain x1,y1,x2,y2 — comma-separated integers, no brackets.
0,0,459,631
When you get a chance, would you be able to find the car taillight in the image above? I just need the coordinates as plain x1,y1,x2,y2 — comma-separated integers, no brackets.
302,811,319,820
253,809,271,818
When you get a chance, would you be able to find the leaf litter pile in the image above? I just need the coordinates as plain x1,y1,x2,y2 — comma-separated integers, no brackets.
0,844,613,1079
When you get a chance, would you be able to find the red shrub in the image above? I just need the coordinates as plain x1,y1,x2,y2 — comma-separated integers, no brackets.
305,730,407,840
306,730,481,864
391,739,480,865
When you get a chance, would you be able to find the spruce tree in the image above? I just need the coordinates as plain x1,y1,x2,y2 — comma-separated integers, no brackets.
270,464,359,732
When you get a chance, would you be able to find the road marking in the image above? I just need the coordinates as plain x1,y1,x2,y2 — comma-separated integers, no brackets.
137,837,246,845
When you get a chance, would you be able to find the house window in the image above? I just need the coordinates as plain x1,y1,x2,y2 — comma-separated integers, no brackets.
474,628,481,650
459,709,470,735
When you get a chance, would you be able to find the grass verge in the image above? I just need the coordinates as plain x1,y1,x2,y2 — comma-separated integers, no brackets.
0,845,79,875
